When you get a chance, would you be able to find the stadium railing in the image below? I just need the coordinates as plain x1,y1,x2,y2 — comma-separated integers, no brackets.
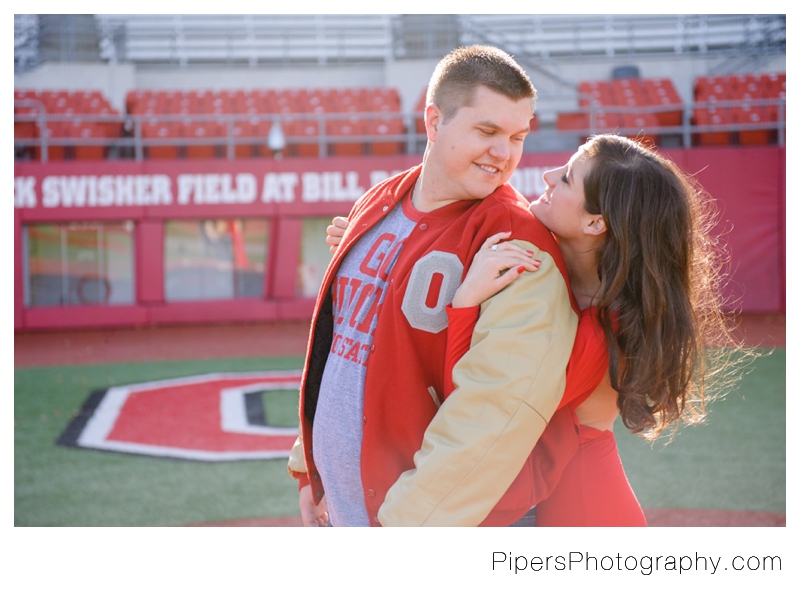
14,74,787,163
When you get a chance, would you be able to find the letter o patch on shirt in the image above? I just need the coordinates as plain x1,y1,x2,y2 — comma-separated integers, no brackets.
401,251,464,333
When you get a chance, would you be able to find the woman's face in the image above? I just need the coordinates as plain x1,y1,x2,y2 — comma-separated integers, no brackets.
530,150,594,240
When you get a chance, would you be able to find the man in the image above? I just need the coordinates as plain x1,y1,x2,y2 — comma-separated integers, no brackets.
288,45,579,526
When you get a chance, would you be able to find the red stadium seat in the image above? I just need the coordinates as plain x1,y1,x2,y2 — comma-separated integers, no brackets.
414,88,427,134
305,90,328,115
556,112,590,131
39,91,71,113
334,90,365,114
364,88,400,113
693,107,733,146
250,89,279,113
142,121,182,159
365,115,404,155
578,81,614,107
34,121,67,161
611,78,646,107
173,92,201,115
592,112,622,132
733,106,771,145
643,79,683,126
68,121,106,160
280,89,311,114
327,116,364,156
695,76,734,102
14,97,38,140
621,113,660,147
287,119,321,157
205,92,231,115
184,120,221,159
231,120,256,158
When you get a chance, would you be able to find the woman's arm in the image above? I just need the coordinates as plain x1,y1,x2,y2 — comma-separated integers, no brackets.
444,232,540,396
451,232,541,307
325,216,349,253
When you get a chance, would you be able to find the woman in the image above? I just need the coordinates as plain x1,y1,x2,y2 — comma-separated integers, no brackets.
327,134,748,526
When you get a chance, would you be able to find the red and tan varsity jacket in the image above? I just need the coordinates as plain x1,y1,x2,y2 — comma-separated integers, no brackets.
288,165,579,526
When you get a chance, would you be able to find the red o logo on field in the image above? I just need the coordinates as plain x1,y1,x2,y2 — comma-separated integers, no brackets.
57,371,300,461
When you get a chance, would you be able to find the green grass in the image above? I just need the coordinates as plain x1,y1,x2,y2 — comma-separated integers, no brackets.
15,349,785,526
616,348,785,513
14,356,304,527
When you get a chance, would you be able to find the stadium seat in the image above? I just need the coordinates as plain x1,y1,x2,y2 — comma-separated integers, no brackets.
68,120,106,160
287,119,321,158
34,121,67,161
621,113,660,147
364,88,401,113
184,120,221,159
39,90,71,113
14,92,38,141
327,116,365,156
611,78,647,106
592,112,622,132
643,79,683,126
414,88,427,134
733,105,771,145
693,107,733,146
231,120,256,158
205,91,231,115
142,121,182,159
173,92,201,115
281,89,312,114
695,76,734,102
578,81,614,108
556,112,590,131
365,115,404,156
306,90,329,115
729,74,763,99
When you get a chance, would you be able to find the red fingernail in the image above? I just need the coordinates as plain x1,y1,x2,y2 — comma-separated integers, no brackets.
517,266,526,273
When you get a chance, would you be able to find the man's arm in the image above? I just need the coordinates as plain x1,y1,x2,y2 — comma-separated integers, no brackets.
378,241,578,526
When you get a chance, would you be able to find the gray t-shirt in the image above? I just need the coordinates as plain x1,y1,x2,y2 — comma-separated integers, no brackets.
313,195,419,526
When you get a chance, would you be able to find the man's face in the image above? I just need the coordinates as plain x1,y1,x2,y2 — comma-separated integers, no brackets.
426,85,532,202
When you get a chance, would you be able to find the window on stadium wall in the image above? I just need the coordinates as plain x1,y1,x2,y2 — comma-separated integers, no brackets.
297,217,334,298
24,221,135,307
164,218,268,301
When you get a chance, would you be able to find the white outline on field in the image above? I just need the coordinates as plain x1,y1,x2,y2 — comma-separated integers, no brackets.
76,371,300,461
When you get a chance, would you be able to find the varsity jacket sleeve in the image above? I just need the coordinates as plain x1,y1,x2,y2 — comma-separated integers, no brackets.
378,240,578,526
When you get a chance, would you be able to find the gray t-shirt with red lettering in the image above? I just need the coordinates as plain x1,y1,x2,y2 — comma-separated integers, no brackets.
313,196,419,526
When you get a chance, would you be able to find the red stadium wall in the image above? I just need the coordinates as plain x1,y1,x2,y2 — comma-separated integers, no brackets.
13,147,785,331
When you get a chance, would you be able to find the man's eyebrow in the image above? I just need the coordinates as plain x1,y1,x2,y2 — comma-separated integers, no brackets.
475,119,531,135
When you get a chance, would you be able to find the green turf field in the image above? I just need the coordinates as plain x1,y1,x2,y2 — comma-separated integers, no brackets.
616,348,785,514
14,349,784,526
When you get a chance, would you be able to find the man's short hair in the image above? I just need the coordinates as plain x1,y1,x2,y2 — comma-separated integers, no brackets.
426,45,537,123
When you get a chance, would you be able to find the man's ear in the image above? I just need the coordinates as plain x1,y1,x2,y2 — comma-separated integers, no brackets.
425,103,441,141
585,214,606,236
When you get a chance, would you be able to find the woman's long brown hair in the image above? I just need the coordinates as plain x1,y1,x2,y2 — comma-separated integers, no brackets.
581,134,749,440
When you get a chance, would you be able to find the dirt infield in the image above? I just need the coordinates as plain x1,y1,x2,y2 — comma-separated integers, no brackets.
13,313,784,368
15,313,785,527
15,320,311,367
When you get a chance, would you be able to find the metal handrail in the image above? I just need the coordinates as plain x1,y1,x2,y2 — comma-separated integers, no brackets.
15,97,787,162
